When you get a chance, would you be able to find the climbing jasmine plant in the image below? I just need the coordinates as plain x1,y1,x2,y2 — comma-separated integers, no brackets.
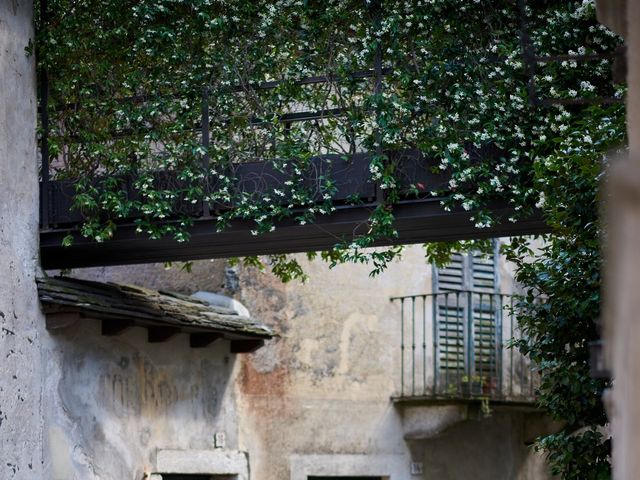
37,0,622,265
37,1,625,476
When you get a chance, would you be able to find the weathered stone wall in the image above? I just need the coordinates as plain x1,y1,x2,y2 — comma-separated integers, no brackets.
0,1,45,477
66,259,228,295
44,320,243,479
58,245,552,479
233,246,553,480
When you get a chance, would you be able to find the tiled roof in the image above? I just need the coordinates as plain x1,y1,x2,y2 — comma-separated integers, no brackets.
37,276,273,348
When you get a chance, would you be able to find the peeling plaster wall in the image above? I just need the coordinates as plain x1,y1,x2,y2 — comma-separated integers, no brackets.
42,261,243,478
0,1,45,477
54,245,552,480
413,410,554,480
233,245,553,480
44,321,241,479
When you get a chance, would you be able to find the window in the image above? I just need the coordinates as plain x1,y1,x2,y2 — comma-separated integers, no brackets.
308,477,382,480
432,242,501,394
162,476,212,480
433,244,499,293
162,476,236,480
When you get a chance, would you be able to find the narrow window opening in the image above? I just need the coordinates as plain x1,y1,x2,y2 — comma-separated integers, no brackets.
162,475,237,480
308,477,382,480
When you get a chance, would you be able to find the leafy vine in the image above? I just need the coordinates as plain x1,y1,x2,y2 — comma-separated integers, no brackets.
37,1,626,476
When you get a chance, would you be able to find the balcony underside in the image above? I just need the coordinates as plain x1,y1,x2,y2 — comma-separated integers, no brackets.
393,397,543,441
40,198,549,269
392,395,538,410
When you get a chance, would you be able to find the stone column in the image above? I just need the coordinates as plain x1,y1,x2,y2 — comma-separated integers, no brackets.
0,1,45,477
600,1,640,479
626,0,640,153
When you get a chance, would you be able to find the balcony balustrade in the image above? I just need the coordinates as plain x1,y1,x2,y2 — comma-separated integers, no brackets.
391,291,538,405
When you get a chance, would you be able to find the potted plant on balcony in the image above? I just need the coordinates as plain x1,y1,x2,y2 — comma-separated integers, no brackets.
482,375,498,396
460,375,485,396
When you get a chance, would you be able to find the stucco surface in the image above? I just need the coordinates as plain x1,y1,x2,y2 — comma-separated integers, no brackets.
0,1,44,477
414,410,554,480
47,247,553,480
233,246,552,480
44,321,241,479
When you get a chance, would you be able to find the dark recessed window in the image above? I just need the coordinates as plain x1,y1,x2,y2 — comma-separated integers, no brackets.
162,475,234,480
308,477,382,480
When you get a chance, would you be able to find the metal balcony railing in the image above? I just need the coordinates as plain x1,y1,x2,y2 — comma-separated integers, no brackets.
36,3,559,269
391,291,538,404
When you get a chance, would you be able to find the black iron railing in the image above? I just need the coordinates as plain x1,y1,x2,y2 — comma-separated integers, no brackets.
391,291,538,403
37,0,618,231
517,0,624,107
40,1,619,268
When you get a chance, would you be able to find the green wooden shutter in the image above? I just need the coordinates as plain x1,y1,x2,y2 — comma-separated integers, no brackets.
471,249,497,292
434,242,500,384
435,253,465,291
434,255,466,374
470,244,499,378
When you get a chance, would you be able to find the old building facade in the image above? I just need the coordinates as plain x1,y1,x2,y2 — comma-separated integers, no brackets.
56,245,554,480
0,2,560,479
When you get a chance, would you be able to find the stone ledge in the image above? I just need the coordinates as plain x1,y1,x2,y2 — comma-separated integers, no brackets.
290,454,410,480
155,449,248,479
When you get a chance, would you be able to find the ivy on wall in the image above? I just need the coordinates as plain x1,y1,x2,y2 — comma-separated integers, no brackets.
36,1,625,476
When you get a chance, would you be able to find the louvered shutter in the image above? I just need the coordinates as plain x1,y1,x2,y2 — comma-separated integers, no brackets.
434,242,500,385
471,247,498,378
437,294,465,372
471,250,497,292
434,254,466,374
436,253,465,291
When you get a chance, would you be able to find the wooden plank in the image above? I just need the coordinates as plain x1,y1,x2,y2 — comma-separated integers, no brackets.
101,319,134,336
40,199,549,269
147,326,180,343
189,332,222,348
230,339,264,354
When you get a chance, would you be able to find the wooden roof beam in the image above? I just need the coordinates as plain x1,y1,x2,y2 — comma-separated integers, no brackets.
102,319,134,336
189,332,223,348
230,339,264,354
147,326,180,343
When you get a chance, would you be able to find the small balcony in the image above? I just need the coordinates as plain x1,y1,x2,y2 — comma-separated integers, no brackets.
391,291,538,407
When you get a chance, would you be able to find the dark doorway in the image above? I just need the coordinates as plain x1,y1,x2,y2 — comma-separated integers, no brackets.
162,475,235,480
162,476,212,480
308,477,382,480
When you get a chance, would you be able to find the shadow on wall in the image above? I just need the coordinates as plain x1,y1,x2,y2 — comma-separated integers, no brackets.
47,320,236,479
409,411,555,480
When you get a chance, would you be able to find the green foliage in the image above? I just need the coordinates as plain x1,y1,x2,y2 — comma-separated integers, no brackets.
424,239,493,267
36,2,626,476
37,0,622,271
228,254,310,283
431,104,625,477
539,429,611,480
502,107,625,478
